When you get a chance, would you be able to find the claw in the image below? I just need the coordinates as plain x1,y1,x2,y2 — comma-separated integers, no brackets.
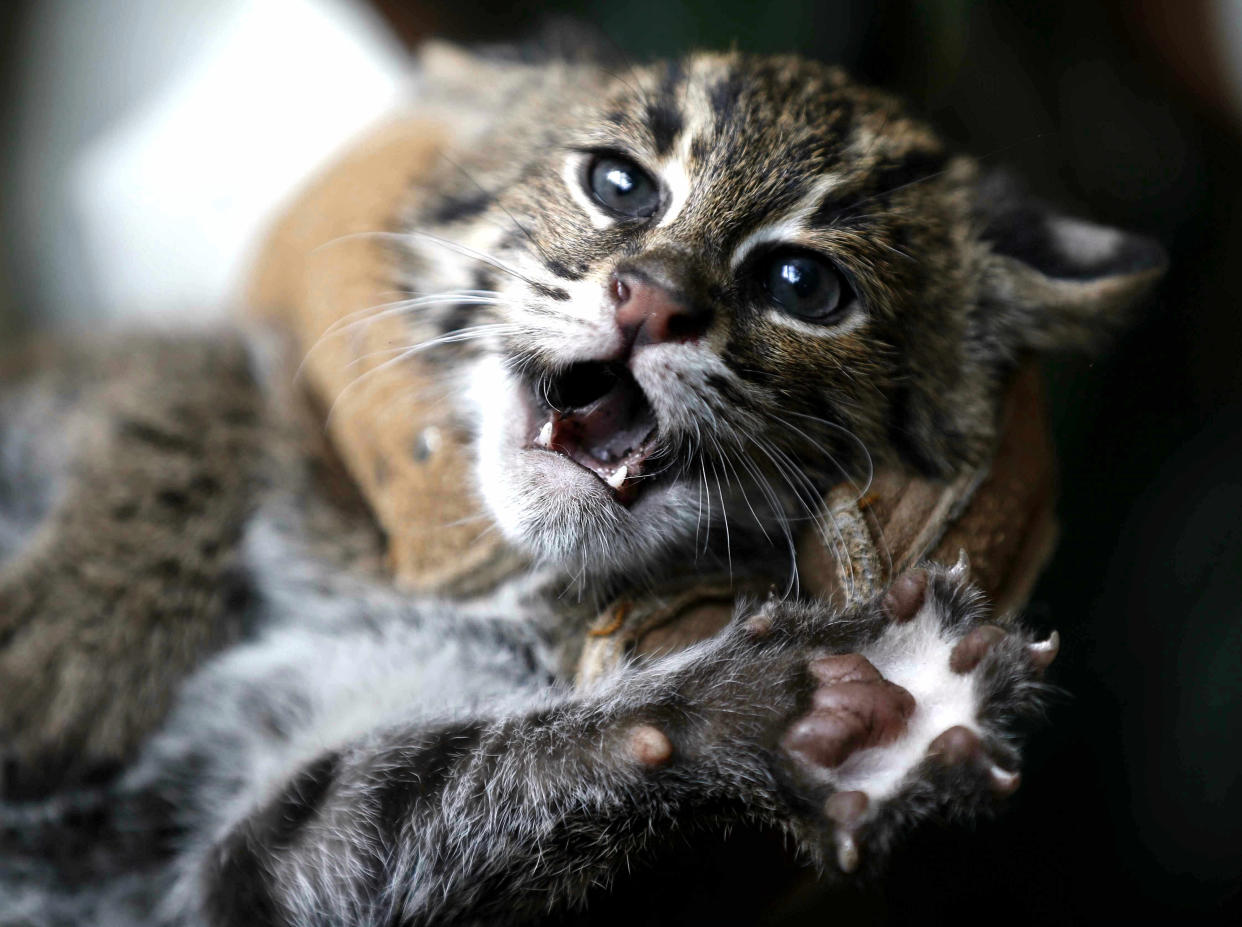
929,729,1021,796
745,588,783,638
947,548,971,581
988,764,1021,797
825,790,868,873
743,613,773,638
1027,630,1060,673
835,830,860,873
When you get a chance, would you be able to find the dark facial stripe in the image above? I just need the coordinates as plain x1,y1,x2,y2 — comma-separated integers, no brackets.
439,302,479,336
543,256,586,281
690,134,712,164
810,147,951,228
723,338,771,385
866,147,951,198
646,102,683,156
645,60,685,156
533,282,571,301
709,73,745,123
429,190,493,225
705,373,751,407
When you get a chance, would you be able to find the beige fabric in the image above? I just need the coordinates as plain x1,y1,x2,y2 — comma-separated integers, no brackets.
246,117,525,595
244,116,1058,680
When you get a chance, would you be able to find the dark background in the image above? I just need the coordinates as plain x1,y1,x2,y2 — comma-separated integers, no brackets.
4,1,1240,922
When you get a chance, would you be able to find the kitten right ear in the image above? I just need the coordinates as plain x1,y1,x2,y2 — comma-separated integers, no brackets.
973,172,1167,352
420,19,621,82
418,22,616,113
419,40,514,89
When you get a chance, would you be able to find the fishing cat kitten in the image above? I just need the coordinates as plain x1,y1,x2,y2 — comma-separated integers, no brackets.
0,47,1162,925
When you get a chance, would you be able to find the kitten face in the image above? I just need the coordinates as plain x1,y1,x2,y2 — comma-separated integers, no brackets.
401,51,1163,578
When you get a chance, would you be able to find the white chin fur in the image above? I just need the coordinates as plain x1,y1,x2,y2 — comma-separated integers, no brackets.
468,355,701,575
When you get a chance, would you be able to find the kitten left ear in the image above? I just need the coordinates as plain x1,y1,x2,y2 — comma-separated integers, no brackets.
973,172,1167,351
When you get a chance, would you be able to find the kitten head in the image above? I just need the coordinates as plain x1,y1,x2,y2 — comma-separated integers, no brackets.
402,48,1165,578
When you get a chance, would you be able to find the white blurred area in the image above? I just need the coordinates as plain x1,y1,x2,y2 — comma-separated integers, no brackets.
7,0,410,323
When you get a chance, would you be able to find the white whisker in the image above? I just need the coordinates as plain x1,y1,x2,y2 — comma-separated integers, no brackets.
341,324,518,370
405,230,548,289
295,292,505,380
780,409,876,500
326,325,521,425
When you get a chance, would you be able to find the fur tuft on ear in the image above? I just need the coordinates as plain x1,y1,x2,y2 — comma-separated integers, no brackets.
973,172,1167,352
419,20,620,83
417,23,617,132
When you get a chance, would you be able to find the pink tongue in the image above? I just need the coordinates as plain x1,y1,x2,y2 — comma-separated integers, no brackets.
549,380,654,467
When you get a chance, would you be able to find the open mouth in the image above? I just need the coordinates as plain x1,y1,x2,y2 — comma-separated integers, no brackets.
524,361,659,504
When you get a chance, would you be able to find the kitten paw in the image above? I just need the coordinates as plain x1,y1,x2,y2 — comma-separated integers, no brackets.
765,565,1056,873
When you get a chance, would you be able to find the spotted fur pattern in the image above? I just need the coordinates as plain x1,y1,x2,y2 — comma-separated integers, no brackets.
404,48,1163,578
0,46,1163,926
2,552,1051,926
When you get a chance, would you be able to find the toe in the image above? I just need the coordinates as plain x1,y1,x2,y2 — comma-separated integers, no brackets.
882,570,928,624
927,724,983,764
949,625,1007,674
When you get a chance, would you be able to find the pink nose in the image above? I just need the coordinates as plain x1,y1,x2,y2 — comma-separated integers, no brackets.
611,272,712,348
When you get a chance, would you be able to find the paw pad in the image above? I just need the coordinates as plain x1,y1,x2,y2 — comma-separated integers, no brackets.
625,724,673,768
783,655,915,770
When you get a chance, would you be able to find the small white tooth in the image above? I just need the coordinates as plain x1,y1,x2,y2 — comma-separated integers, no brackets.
606,465,628,489
536,421,553,447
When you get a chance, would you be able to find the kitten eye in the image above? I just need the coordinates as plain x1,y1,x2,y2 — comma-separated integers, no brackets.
760,250,854,324
587,155,661,219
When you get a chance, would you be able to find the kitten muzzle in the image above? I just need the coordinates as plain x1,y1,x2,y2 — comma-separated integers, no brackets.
527,361,658,504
